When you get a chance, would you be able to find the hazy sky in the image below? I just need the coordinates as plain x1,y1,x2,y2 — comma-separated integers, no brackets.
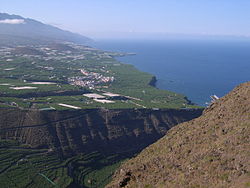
1,0,250,39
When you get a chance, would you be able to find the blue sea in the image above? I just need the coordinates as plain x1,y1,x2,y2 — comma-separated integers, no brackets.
93,39,250,106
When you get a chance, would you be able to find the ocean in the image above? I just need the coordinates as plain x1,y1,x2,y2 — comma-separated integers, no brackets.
93,39,250,106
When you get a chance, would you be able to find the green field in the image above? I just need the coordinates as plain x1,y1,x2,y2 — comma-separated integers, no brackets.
0,140,127,188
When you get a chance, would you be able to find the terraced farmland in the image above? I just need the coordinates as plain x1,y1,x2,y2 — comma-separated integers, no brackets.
0,140,127,188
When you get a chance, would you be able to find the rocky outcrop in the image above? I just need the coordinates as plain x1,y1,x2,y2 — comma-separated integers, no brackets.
107,82,250,188
148,76,157,87
0,108,202,157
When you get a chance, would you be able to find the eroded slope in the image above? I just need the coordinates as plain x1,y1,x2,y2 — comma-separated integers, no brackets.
0,108,202,157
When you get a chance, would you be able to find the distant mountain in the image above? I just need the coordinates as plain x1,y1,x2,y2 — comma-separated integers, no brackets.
0,13,91,45
107,82,250,188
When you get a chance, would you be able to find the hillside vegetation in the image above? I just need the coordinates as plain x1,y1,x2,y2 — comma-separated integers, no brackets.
107,82,250,188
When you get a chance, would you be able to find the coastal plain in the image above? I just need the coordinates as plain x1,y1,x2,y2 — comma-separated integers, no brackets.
0,42,199,110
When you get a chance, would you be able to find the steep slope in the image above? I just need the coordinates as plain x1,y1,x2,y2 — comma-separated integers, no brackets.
0,108,202,157
0,13,91,45
107,82,250,188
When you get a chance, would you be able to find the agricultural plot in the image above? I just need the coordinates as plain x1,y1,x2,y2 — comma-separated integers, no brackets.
0,140,126,188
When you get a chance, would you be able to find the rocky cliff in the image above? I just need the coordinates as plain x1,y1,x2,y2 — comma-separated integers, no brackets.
107,82,250,188
0,108,202,157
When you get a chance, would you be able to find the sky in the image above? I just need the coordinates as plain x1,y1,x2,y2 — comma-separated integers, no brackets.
1,0,250,39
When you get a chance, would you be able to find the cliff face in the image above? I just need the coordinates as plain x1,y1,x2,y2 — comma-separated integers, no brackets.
107,82,250,188
0,108,202,157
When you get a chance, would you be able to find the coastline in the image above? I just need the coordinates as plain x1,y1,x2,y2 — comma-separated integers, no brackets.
0,41,200,110
110,52,198,108
148,75,195,105
94,39,250,106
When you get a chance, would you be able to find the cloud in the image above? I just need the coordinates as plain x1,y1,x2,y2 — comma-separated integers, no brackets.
0,19,26,24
